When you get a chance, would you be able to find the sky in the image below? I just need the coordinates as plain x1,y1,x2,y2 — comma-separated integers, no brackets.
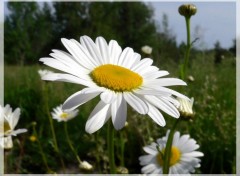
148,1,236,49
2,1,237,49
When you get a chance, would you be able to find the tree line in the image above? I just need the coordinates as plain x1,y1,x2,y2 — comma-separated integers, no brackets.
4,2,235,65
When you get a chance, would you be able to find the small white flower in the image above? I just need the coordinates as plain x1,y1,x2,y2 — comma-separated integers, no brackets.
79,160,93,171
51,105,79,122
40,35,188,133
0,104,27,138
38,69,54,79
139,130,204,174
0,136,13,149
141,45,152,55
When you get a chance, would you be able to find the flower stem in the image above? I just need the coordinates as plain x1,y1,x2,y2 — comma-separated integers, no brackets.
32,124,51,172
163,119,180,174
64,122,82,165
107,121,116,174
42,83,66,172
180,16,191,80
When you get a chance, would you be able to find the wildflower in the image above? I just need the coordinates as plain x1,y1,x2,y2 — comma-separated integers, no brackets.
38,69,53,79
177,97,194,119
0,104,27,137
29,135,37,142
79,160,93,171
139,130,204,174
141,45,152,55
40,35,188,133
51,105,79,122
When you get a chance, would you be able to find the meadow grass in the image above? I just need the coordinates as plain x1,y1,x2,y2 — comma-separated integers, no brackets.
4,52,236,174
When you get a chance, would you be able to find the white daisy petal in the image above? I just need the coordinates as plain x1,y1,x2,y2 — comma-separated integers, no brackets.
141,163,158,174
62,88,103,111
118,47,134,67
147,103,166,126
80,35,103,65
139,155,155,165
145,78,187,87
143,143,158,155
111,94,127,130
96,36,110,64
85,101,111,134
131,58,153,73
123,92,148,114
100,90,118,104
42,73,93,87
108,40,122,65
61,38,97,69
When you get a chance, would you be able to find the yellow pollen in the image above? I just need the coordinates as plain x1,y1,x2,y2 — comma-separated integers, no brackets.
156,146,181,167
90,64,143,92
60,112,69,119
4,121,11,133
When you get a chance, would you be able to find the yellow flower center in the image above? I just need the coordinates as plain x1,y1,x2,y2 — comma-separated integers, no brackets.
60,112,69,119
4,121,11,133
156,146,181,167
90,64,143,92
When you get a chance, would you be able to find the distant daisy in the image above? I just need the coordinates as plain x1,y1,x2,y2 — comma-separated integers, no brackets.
0,104,27,137
38,69,53,79
141,45,152,55
51,105,79,122
139,130,204,174
40,35,188,133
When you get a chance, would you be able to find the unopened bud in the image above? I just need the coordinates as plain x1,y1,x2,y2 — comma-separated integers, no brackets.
177,97,194,119
178,4,197,18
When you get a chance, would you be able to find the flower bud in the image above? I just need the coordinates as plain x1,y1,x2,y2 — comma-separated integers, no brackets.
177,97,194,119
79,161,93,171
116,166,129,174
178,4,197,18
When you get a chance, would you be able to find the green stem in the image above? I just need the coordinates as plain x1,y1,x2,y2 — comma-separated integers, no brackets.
120,131,125,166
107,121,116,174
33,125,51,172
64,122,82,165
181,17,191,80
42,83,66,172
163,119,180,174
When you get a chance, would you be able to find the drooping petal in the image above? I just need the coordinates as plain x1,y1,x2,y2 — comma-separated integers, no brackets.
123,92,148,114
111,94,127,130
147,103,166,126
85,101,111,134
62,88,103,111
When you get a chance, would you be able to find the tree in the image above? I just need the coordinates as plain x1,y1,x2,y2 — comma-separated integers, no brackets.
4,2,54,65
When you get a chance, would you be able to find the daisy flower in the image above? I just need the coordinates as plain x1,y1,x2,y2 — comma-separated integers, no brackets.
139,130,204,174
51,105,79,122
39,35,188,133
0,104,27,137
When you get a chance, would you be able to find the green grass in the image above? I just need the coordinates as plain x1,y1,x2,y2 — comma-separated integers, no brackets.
4,53,236,174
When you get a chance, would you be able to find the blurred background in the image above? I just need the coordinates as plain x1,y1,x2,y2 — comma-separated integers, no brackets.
3,1,236,174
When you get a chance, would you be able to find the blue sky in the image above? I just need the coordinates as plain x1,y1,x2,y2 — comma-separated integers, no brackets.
149,1,236,49
2,1,237,49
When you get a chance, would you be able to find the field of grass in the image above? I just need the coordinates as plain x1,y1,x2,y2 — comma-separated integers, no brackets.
4,52,236,174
